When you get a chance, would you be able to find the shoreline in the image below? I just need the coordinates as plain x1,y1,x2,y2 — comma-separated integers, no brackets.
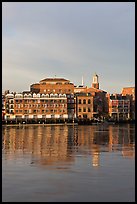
2,121,135,127
2,123,78,127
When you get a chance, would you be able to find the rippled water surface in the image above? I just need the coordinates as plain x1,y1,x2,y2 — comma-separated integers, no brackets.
2,124,135,202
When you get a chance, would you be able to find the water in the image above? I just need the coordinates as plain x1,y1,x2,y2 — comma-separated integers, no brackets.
2,124,135,202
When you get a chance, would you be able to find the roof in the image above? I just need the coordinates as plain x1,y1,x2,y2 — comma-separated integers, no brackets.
122,87,135,90
40,78,70,83
87,87,107,93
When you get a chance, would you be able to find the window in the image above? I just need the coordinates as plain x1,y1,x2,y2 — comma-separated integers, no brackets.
79,99,81,104
83,114,87,119
88,99,91,104
24,100,28,103
83,99,86,104
79,108,81,112
88,108,91,112
83,108,86,112
16,115,22,119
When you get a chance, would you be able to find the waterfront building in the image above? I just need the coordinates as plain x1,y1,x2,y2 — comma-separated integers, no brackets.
2,75,135,123
4,92,75,123
107,94,130,121
74,73,108,120
121,87,135,120
2,94,6,121
75,92,94,120
4,93,14,120
3,77,76,123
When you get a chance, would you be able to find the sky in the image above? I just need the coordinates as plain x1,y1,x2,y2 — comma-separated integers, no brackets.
2,2,135,94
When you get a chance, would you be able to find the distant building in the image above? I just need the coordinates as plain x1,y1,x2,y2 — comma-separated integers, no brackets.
121,87,135,120
107,94,130,121
122,87,135,98
4,77,76,122
74,73,108,119
30,77,74,94
2,75,135,123
75,92,94,120
2,94,6,121
4,92,75,122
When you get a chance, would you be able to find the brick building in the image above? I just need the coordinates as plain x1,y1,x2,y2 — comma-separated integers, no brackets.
75,92,94,120
30,78,74,94
3,76,135,123
4,78,76,123
74,73,108,120
107,94,130,121
4,92,75,123
121,87,135,120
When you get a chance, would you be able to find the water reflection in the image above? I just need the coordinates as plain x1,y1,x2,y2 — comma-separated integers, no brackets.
2,124,135,167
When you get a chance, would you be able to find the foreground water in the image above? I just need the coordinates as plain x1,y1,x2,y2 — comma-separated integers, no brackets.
2,124,135,202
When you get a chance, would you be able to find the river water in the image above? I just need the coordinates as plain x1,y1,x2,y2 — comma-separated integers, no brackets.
2,124,135,202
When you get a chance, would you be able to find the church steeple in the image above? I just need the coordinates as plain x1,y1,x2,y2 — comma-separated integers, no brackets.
92,73,99,89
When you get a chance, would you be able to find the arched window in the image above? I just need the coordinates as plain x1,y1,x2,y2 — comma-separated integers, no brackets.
54,93,58,98
83,99,86,104
33,93,37,98
50,93,54,98
88,108,91,112
88,99,91,104
45,94,49,98
63,94,66,98
37,93,40,98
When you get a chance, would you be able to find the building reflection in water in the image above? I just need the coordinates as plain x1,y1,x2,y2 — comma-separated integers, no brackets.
2,124,135,168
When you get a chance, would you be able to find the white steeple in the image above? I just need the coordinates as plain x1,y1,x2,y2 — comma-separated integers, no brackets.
92,73,99,89
93,73,98,84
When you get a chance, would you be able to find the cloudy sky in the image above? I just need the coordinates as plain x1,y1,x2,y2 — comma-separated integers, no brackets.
2,2,135,94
